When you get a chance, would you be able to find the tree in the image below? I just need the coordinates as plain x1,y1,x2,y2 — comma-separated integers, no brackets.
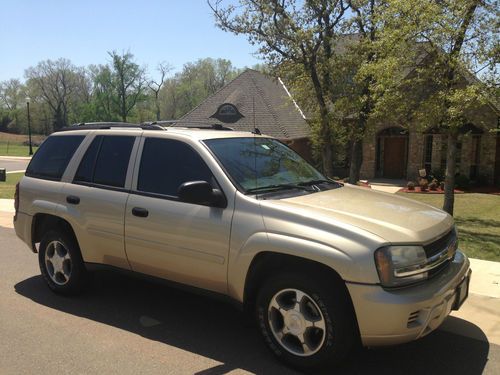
159,58,239,119
209,0,349,177
108,51,147,122
148,62,172,121
367,0,498,214
89,64,118,121
25,58,89,130
0,79,25,132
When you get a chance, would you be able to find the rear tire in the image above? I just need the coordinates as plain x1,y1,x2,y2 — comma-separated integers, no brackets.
256,273,356,370
38,230,87,295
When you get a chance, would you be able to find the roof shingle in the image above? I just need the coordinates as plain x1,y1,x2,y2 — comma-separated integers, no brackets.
179,69,310,139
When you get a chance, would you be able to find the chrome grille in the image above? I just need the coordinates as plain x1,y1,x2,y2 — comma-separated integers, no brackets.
424,228,457,258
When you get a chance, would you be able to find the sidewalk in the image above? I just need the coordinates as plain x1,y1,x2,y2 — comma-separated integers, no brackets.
0,156,32,160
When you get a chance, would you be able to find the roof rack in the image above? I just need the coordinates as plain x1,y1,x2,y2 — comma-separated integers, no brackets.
142,120,234,131
57,122,165,132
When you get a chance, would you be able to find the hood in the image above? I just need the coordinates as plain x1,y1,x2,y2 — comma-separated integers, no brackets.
265,184,453,244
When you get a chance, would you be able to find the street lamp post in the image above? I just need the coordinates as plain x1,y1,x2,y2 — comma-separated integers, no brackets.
26,97,33,156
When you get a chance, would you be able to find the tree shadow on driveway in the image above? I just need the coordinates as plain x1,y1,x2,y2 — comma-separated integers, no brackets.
15,271,490,375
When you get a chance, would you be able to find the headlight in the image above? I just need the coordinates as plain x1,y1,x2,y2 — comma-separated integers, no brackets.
375,246,428,287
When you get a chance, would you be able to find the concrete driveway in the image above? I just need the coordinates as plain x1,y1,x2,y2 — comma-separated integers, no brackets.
0,206,499,374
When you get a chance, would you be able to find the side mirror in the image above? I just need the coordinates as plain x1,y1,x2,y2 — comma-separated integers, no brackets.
177,181,226,208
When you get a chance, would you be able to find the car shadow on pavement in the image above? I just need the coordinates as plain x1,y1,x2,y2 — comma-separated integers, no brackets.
15,271,490,375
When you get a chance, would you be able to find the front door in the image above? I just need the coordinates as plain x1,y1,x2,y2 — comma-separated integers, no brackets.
124,136,233,294
383,137,407,178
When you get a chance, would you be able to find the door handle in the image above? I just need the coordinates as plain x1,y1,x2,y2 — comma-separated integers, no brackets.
132,207,149,218
66,195,80,205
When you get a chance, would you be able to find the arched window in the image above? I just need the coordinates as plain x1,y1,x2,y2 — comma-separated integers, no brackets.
210,103,244,123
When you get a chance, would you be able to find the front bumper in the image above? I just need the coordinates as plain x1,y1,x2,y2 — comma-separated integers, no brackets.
347,250,470,346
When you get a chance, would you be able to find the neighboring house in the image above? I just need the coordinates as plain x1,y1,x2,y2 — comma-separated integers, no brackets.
178,69,313,161
178,67,500,186
361,110,500,185
359,72,500,185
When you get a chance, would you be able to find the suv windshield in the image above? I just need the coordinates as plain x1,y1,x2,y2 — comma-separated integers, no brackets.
204,137,336,194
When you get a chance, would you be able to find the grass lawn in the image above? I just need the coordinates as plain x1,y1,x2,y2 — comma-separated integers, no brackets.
398,192,500,262
0,172,24,199
0,143,38,156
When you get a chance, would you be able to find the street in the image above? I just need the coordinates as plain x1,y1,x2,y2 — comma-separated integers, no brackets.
0,157,30,173
0,210,499,375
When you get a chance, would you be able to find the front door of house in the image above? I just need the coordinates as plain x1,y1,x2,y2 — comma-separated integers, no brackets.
383,137,407,178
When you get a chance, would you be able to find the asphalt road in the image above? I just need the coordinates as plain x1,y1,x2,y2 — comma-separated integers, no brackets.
0,157,30,173
1,221,499,375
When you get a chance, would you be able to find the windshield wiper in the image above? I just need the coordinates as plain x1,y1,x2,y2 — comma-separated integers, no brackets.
246,183,314,194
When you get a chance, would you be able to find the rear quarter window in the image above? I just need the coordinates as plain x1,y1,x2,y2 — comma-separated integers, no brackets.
26,135,85,181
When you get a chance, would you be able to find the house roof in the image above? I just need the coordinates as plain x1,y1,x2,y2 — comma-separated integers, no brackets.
178,69,310,139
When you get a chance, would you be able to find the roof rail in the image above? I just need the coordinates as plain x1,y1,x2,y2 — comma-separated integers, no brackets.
142,120,234,131
57,122,165,132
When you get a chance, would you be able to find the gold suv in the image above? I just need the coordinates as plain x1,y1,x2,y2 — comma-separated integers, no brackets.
14,122,471,369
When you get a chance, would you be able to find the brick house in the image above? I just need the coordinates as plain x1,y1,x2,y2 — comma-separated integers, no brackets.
179,68,500,186
360,108,499,184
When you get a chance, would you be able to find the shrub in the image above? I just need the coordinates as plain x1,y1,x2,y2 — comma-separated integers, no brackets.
419,178,429,192
429,179,438,191
407,181,415,190
430,169,445,182
455,174,470,190
439,181,445,190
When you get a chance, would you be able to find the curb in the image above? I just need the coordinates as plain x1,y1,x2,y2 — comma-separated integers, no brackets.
6,170,26,174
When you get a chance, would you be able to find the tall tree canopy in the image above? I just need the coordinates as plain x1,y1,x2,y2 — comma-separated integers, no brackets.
209,0,349,177
365,0,499,214
25,58,89,130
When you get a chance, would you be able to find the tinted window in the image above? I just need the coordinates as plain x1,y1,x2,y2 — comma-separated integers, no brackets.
138,138,214,196
26,135,84,180
204,137,324,191
74,136,101,183
93,136,135,187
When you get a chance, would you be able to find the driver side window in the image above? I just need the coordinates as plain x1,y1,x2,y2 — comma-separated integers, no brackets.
137,137,215,197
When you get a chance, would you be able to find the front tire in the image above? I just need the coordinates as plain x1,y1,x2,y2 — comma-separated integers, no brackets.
38,230,87,295
256,273,356,370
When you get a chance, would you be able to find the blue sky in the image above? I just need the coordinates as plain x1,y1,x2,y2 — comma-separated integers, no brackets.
0,0,262,81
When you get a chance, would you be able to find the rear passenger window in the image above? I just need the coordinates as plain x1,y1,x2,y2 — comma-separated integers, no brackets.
74,136,100,183
26,135,84,180
74,135,135,188
137,138,214,197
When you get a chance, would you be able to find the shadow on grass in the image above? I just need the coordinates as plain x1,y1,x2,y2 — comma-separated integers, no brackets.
15,271,491,375
455,217,500,230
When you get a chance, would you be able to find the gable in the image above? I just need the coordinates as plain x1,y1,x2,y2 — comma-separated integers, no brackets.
179,69,310,139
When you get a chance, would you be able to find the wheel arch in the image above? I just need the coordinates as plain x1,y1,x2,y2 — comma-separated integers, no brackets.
31,213,79,253
243,252,354,316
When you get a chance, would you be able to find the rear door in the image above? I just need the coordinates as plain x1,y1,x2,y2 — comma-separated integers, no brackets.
60,133,139,269
124,135,233,293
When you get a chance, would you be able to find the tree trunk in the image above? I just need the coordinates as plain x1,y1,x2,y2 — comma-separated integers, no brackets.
156,93,161,121
308,62,334,177
322,142,334,178
349,139,363,184
443,132,458,215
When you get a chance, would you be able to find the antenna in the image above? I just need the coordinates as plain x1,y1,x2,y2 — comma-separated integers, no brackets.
252,95,258,195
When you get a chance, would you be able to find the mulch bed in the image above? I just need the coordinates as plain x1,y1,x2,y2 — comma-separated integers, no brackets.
400,187,464,194
400,186,500,194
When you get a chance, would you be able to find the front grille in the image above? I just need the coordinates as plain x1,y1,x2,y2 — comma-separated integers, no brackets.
423,228,458,278
424,228,457,258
